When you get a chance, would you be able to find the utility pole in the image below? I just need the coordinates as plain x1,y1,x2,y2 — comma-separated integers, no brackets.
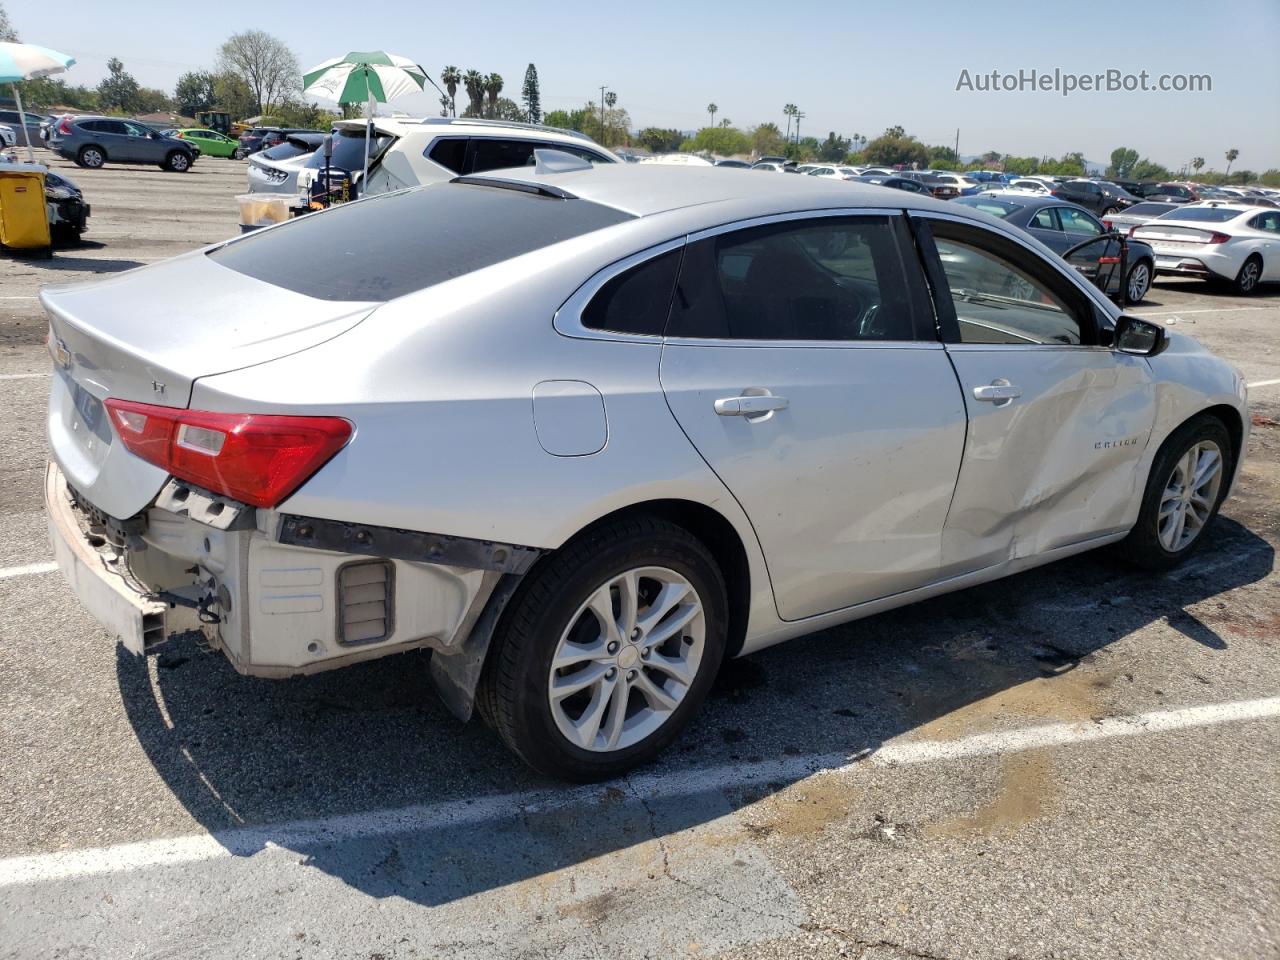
794,110,805,145
955,128,960,162
599,85,608,137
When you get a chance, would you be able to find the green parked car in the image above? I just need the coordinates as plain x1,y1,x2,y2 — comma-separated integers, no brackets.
171,127,239,158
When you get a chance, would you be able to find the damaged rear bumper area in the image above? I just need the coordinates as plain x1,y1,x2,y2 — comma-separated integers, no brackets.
45,462,540,718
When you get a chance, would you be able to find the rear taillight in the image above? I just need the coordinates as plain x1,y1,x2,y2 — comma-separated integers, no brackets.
57,117,72,134
104,399,352,509
1206,232,1230,244
175,131,184,138
1101,219,1112,230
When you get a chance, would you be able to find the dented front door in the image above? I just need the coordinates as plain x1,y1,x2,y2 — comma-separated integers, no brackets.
941,344,1155,570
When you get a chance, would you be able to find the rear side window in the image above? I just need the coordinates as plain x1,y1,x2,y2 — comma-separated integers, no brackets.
582,249,681,336
304,130,394,171
667,216,922,342
470,138,539,173
260,141,312,162
428,137,466,173
208,182,634,301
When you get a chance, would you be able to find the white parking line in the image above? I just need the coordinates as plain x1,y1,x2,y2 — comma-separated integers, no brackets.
1134,307,1270,317
0,696,1275,889
1248,378,1280,389
0,296,38,300
0,562,57,580
0,372,50,381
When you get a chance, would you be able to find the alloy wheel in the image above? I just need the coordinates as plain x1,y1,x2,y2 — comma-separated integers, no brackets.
1239,261,1260,293
1158,440,1224,552
547,566,705,752
1127,263,1151,303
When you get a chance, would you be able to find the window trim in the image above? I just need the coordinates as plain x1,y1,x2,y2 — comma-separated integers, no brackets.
908,210,1118,350
554,208,942,348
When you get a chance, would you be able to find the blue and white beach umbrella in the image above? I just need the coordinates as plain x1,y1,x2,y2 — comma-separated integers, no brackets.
0,42,76,161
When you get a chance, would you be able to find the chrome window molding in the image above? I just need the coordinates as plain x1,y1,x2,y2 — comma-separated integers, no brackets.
554,207,938,349
907,207,1122,323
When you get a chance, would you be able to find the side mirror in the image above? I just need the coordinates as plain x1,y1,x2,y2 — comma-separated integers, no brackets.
1113,315,1169,357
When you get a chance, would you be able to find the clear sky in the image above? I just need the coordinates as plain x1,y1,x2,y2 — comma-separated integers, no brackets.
8,0,1278,170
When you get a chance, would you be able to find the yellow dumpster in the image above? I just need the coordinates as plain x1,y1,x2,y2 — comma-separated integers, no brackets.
0,164,52,252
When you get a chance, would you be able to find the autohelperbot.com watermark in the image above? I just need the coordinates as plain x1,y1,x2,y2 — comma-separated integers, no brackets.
955,68,1212,97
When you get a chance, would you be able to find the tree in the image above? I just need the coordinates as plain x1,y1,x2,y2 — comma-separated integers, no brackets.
462,70,485,116
1131,158,1171,181
440,66,460,117
1000,155,1040,175
684,125,751,157
637,127,684,153
1107,147,1139,179
97,58,140,113
489,97,525,122
174,71,218,117
213,71,256,121
1191,156,1205,174
0,2,17,41
544,109,574,130
750,122,785,157
926,145,959,168
521,64,541,124
862,127,929,167
484,73,503,118
14,76,98,110
818,131,851,162
782,103,797,143
1224,148,1239,175
706,102,717,126
134,87,174,114
218,30,299,114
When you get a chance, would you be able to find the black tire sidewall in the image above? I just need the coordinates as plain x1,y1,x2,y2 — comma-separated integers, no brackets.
1122,416,1233,569
1234,257,1261,296
166,151,190,172
78,147,103,168
495,522,728,780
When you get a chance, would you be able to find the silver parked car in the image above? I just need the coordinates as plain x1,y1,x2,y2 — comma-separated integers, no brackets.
44,161,1250,780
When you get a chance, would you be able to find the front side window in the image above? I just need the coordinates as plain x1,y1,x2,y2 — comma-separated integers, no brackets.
1029,207,1058,229
931,232,1085,346
667,216,921,342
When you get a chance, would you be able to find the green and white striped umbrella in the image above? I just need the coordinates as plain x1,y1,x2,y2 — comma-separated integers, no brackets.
301,51,427,105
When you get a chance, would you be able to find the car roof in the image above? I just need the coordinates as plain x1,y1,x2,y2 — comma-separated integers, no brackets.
1162,203,1255,218
461,162,962,220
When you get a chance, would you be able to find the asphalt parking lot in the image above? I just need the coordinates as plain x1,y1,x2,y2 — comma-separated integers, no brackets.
1,152,1278,960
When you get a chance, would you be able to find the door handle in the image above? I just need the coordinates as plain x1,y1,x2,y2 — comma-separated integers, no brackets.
714,394,789,417
972,381,1022,404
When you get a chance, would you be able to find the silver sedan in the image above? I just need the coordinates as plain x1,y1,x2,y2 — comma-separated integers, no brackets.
44,160,1250,779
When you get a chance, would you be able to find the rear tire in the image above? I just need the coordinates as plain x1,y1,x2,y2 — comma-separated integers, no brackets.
1102,206,1120,217
1116,415,1233,570
1124,259,1152,304
76,145,105,169
163,151,191,172
1232,256,1262,296
478,517,728,781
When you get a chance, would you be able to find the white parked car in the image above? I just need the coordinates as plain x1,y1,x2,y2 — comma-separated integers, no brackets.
283,117,618,201
0,123,15,148
804,165,860,180
996,178,1054,196
1132,203,1280,294
45,162,1249,780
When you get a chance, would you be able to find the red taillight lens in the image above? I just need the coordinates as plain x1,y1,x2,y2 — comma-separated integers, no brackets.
57,117,72,134
1206,232,1230,244
104,399,352,509
1101,219,1112,230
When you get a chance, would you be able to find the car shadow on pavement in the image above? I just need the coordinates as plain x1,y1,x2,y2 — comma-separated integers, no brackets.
117,515,1273,907
30,256,145,273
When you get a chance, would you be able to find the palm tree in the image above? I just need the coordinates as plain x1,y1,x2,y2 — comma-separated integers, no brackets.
1191,156,1205,174
720,118,731,128
462,70,484,116
783,103,797,143
485,73,504,118
605,91,617,109
1225,148,1239,176
706,103,717,127
441,66,461,117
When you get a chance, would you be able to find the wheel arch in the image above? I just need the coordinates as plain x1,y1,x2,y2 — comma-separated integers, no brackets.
78,143,106,162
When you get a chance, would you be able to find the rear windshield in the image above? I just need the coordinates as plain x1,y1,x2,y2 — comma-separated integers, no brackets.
305,129,395,171
260,140,314,162
954,197,1022,218
1125,202,1176,216
208,182,634,301
1155,207,1243,223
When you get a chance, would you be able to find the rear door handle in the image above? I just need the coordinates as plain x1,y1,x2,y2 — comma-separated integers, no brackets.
972,382,1022,404
714,395,789,417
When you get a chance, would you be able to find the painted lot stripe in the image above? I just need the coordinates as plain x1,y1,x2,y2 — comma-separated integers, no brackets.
1,696,1275,889
1249,378,1280,389
0,372,49,381
1134,306,1270,317
0,561,57,580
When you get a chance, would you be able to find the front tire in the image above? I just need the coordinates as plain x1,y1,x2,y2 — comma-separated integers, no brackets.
1117,415,1233,570
163,150,191,172
479,517,728,781
1232,256,1262,296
